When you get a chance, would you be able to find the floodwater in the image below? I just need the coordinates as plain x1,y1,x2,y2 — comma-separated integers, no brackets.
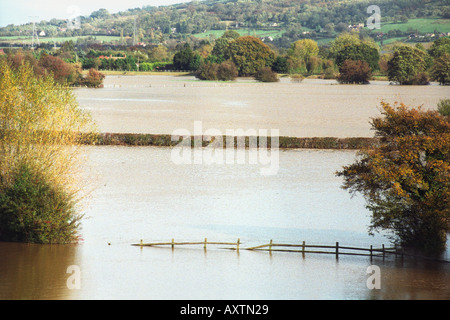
1,76,449,300
1,147,448,300
76,75,450,138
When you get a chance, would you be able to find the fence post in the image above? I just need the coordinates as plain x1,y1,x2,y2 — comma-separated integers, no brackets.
370,245,373,259
269,240,273,252
336,242,339,259
140,239,143,246
204,238,207,250
382,244,385,258
302,241,305,257
237,238,240,252
171,238,175,249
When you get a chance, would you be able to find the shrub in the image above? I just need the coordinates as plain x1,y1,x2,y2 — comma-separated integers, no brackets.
411,72,430,85
0,61,96,244
216,60,238,81
80,68,105,88
38,54,82,86
0,163,81,243
290,74,304,83
195,62,219,80
254,67,279,82
437,98,450,116
195,60,238,81
337,60,371,84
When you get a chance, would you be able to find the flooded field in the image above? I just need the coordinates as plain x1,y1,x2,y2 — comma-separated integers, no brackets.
76,75,450,138
0,147,448,300
1,76,449,300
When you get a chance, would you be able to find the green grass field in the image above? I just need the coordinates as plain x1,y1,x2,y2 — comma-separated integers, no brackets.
379,18,450,33
1,18,448,46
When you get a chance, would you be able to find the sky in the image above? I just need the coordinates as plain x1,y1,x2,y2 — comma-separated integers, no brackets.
0,0,192,27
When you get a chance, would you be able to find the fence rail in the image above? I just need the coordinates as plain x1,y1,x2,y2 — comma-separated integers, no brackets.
133,238,450,263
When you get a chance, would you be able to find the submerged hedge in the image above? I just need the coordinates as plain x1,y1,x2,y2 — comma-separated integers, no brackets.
82,133,378,150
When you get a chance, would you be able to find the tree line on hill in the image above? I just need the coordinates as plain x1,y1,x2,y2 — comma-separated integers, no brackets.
0,0,448,48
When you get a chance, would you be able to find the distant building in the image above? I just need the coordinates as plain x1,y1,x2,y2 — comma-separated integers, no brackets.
39,30,46,37
98,54,126,60
348,23,364,30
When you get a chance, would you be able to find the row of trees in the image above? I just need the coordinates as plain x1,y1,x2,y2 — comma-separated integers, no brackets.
1,49,105,88
169,31,449,85
5,32,447,85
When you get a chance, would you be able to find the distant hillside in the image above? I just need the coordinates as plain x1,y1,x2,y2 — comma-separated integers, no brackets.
1,0,449,48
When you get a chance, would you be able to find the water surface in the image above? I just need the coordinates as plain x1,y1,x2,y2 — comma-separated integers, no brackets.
1,147,448,300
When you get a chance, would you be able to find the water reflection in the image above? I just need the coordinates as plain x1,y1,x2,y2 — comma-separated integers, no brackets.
0,242,81,300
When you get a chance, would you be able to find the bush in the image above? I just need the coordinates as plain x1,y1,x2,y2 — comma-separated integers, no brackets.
195,62,219,80
337,60,371,84
38,54,82,86
437,98,450,116
411,72,430,85
254,67,279,82
0,163,81,243
195,60,238,81
216,60,238,81
290,74,304,83
0,61,95,244
80,68,105,88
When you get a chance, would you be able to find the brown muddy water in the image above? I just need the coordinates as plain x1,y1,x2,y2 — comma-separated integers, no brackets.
0,147,448,300
0,76,449,300
75,75,450,138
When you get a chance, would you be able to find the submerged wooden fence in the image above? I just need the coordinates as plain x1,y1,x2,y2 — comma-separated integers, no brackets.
133,238,450,263
133,238,409,260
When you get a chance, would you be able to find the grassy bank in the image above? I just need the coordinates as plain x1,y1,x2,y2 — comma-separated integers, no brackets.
82,132,379,150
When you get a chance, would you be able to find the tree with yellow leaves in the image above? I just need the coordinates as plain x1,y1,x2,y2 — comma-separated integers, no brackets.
337,102,449,252
0,59,96,243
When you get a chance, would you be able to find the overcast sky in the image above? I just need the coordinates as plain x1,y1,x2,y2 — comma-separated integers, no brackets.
0,0,191,27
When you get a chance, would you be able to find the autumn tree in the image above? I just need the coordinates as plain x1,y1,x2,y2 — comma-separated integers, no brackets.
81,68,106,88
39,54,82,85
226,36,275,76
0,60,96,243
337,102,450,252
337,59,371,84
